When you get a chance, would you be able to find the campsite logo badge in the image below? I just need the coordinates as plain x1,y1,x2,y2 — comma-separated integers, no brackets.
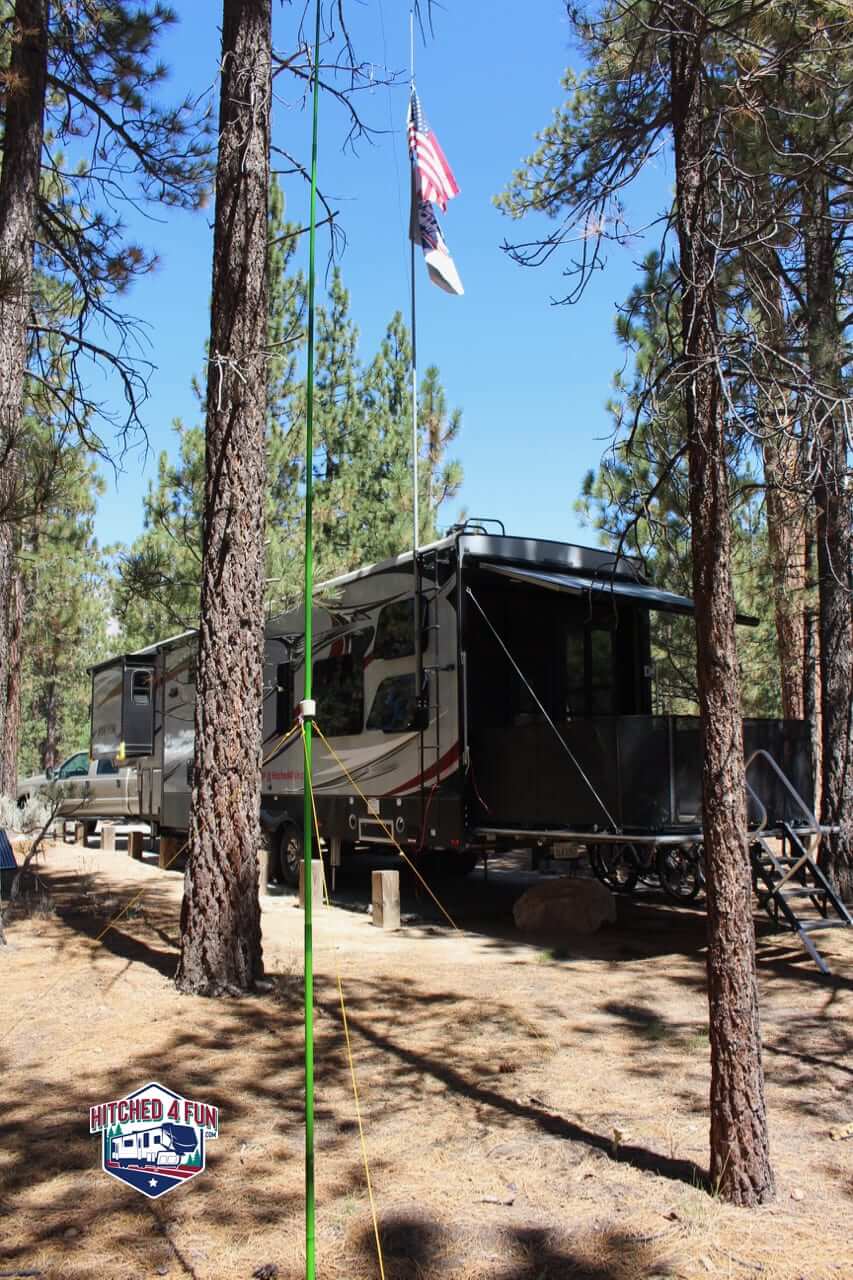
89,1081,219,1199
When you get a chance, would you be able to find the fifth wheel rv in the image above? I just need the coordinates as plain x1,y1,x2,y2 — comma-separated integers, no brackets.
90,523,813,886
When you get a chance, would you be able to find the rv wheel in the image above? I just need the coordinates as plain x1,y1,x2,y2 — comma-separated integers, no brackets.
278,822,303,888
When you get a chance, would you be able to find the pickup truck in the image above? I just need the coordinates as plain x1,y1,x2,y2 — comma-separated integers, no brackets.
16,751,140,823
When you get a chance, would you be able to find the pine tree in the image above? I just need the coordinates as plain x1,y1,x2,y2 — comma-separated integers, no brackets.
18,475,110,775
498,0,789,1205
0,0,211,797
175,0,272,997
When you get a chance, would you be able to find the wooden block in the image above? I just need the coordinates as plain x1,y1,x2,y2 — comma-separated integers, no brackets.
74,821,87,845
372,869,400,931
257,841,270,896
100,823,116,853
299,859,324,910
158,834,183,871
127,830,144,860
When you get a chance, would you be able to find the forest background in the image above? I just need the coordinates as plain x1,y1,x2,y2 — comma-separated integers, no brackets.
3,0,830,774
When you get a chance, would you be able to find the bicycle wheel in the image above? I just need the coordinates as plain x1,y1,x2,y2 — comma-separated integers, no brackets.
590,843,640,894
657,843,703,902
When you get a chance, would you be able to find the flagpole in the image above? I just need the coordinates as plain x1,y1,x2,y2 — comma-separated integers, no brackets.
409,8,419,557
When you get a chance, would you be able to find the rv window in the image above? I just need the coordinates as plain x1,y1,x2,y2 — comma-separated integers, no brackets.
563,624,616,717
366,674,417,732
373,599,417,661
131,669,152,706
313,629,371,736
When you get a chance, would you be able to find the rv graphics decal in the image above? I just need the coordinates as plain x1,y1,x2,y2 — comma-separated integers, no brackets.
89,1081,219,1199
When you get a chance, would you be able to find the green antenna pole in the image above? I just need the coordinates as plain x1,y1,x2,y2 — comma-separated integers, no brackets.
303,0,322,1276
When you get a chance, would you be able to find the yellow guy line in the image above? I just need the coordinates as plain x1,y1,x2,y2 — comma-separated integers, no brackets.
312,722,460,933
262,720,302,766
303,743,386,1280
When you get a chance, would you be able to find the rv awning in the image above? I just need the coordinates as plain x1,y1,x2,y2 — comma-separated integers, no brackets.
481,563,758,626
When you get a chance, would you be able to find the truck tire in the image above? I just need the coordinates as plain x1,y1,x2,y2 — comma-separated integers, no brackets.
277,822,303,888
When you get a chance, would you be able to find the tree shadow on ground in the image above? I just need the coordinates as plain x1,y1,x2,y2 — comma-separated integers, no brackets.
347,1215,681,1280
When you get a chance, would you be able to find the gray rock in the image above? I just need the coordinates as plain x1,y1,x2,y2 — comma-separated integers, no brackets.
513,876,616,935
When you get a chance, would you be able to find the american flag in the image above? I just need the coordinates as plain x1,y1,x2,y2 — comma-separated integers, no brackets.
407,88,459,212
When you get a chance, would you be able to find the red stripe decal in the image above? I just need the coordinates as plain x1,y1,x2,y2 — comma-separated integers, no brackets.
385,741,461,797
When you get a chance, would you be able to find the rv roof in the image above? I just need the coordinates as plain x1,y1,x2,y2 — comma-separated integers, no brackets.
130,627,197,657
265,532,643,628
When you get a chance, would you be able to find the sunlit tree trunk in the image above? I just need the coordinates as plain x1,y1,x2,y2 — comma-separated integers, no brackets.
0,0,48,798
176,0,271,995
802,175,853,903
669,0,774,1207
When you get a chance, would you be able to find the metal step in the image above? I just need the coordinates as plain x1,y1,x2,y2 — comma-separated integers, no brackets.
745,752,852,975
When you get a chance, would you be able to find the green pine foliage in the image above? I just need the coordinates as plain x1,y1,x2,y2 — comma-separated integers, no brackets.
113,182,464,647
575,254,781,716
17,449,111,775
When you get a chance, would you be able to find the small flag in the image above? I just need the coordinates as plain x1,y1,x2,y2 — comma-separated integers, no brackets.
407,88,459,212
409,174,464,296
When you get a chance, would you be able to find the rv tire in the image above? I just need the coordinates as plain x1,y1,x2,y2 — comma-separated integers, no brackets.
278,822,303,888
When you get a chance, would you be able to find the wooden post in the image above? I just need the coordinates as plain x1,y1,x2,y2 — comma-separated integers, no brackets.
372,869,400,931
74,821,87,845
257,840,270,896
158,834,183,871
127,831,144,860
299,859,324,910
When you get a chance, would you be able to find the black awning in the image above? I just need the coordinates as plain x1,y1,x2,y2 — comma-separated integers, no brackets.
480,563,758,626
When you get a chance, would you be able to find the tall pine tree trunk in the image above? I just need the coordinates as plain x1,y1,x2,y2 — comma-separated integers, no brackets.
802,176,853,903
0,0,48,799
747,248,806,721
175,0,271,996
1,568,24,795
669,1,773,1206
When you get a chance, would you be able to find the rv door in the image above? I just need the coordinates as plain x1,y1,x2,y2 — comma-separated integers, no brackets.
90,657,155,760
123,665,155,755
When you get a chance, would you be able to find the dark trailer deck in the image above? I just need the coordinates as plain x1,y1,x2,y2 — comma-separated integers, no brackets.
460,558,813,845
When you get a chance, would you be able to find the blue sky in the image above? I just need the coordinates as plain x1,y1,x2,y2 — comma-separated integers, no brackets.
92,0,669,553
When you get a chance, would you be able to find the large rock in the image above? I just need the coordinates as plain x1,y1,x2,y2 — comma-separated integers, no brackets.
513,876,616,935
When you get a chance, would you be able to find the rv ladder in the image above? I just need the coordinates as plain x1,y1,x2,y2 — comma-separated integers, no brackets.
745,750,852,975
415,546,445,820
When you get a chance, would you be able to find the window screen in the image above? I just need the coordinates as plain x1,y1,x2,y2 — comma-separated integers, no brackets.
366,674,417,732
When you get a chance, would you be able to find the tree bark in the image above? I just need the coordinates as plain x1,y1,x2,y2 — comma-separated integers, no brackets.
1,567,24,795
669,2,774,1206
743,199,807,723
802,175,853,903
39,667,61,773
0,0,48,798
175,0,270,996
803,606,821,814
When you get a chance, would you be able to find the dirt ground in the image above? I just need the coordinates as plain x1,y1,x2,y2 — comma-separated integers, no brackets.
1,835,852,1280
